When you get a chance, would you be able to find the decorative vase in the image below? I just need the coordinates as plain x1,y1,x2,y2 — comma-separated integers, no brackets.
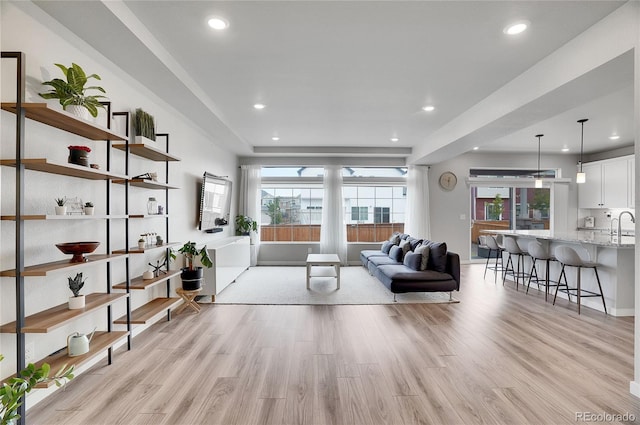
68,295,85,310
68,149,89,167
142,270,154,280
84,207,94,215
55,206,67,215
66,105,90,121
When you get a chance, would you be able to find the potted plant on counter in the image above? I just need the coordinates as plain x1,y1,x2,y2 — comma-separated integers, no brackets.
67,272,86,309
0,354,73,425
83,201,94,216
177,241,213,290
38,63,107,120
235,214,258,244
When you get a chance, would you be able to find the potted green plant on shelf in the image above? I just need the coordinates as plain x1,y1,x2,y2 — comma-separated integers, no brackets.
0,354,74,425
83,201,94,216
54,198,66,216
235,214,258,244
176,241,213,290
38,63,107,120
134,108,156,142
67,272,86,309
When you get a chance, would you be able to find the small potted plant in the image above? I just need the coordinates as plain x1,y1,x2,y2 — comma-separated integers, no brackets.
134,108,156,143
235,214,258,244
67,272,86,309
177,241,213,290
138,237,146,250
38,62,107,120
84,201,94,215
54,198,66,215
0,354,73,425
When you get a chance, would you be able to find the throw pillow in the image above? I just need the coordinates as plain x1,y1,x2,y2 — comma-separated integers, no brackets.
427,241,448,273
408,237,423,251
388,245,403,262
399,239,411,257
381,240,393,254
414,244,430,271
400,233,410,240
388,234,401,245
403,252,422,271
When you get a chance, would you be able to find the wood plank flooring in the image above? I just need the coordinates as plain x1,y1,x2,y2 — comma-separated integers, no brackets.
26,264,640,424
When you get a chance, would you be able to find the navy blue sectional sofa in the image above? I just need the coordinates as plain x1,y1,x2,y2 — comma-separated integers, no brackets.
360,234,461,299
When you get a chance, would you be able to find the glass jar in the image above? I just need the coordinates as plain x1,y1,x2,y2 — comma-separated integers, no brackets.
147,197,158,215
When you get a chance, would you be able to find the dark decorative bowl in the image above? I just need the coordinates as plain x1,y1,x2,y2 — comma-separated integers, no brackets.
56,242,100,263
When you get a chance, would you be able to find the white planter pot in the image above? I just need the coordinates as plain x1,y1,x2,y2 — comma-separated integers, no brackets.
66,105,91,121
134,135,156,144
68,295,85,310
55,205,67,215
138,241,146,249
84,207,94,215
142,270,154,280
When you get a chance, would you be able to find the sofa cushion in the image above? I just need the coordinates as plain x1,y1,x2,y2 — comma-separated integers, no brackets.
380,240,393,254
414,244,430,270
374,264,458,293
403,252,422,271
400,233,410,240
399,239,411,257
408,237,423,251
388,245,403,262
427,242,448,273
360,249,388,267
388,234,401,245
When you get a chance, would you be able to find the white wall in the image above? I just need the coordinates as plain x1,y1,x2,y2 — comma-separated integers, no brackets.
428,151,580,261
0,0,238,402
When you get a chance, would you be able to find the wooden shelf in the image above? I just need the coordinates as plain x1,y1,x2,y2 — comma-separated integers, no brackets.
0,253,128,277
114,297,181,324
113,242,180,255
0,158,128,181
113,269,181,290
26,331,129,388
1,214,127,221
128,214,169,219
113,179,179,190
0,293,128,333
112,143,180,162
1,103,127,141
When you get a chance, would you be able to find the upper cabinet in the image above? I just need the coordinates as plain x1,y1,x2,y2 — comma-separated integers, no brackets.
578,155,633,209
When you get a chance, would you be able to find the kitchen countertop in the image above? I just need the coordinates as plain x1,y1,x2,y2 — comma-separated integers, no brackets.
483,229,635,248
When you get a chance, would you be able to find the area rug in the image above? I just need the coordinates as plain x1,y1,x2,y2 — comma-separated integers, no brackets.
207,266,460,305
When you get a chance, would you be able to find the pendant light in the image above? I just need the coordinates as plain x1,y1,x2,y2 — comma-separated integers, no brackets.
535,134,543,188
576,118,588,184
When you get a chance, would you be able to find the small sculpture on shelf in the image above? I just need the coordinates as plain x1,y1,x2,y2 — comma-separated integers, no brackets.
149,259,168,278
156,235,164,246
84,201,94,216
67,145,91,167
67,272,86,310
54,198,66,215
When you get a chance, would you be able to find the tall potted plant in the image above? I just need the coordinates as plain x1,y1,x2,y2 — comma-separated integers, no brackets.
177,241,213,290
39,63,107,120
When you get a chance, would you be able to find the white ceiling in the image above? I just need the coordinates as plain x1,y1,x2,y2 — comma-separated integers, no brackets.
33,0,632,163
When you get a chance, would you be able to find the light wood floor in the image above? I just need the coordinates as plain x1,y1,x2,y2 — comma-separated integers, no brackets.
27,264,640,424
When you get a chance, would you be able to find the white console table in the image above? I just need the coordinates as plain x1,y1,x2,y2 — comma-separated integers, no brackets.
201,236,250,301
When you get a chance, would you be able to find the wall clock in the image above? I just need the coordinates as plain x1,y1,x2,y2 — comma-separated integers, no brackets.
438,171,457,191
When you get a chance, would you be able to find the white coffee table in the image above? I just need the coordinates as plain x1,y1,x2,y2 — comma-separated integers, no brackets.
306,254,341,290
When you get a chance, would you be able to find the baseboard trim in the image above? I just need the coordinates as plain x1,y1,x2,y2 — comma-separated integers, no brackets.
630,381,640,398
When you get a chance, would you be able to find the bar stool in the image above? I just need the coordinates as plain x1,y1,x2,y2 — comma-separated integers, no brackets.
484,235,505,283
553,245,607,315
502,237,528,290
526,240,557,301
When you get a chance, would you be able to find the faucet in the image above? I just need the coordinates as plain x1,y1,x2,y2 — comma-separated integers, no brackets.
618,211,635,237
610,218,619,235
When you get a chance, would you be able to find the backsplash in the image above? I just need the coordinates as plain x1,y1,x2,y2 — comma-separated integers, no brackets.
578,208,636,233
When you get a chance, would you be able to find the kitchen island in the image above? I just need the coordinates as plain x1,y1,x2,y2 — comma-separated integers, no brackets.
483,229,634,316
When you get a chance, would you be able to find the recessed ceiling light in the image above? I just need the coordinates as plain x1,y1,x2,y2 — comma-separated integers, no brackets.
272,136,280,141
503,21,529,35
609,135,620,140
208,17,229,30
561,147,570,152
472,146,479,150
390,137,399,142
422,105,435,112
253,103,266,110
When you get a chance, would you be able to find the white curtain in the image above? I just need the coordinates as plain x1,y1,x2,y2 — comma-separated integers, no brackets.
404,165,431,238
320,165,348,264
239,165,262,254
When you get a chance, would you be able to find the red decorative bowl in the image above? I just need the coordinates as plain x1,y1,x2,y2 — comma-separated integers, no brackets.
56,242,100,263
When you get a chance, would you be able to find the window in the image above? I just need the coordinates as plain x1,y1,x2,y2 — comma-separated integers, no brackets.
343,185,405,242
261,186,323,241
351,206,368,221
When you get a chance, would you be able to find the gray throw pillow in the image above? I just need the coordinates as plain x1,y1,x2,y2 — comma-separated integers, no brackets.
381,241,393,254
388,234,401,245
427,241,448,273
388,245,403,262
403,252,422,271
414,244,430,271
399,239,411,257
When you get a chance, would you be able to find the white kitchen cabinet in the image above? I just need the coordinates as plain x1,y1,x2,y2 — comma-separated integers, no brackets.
578,156,632,209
